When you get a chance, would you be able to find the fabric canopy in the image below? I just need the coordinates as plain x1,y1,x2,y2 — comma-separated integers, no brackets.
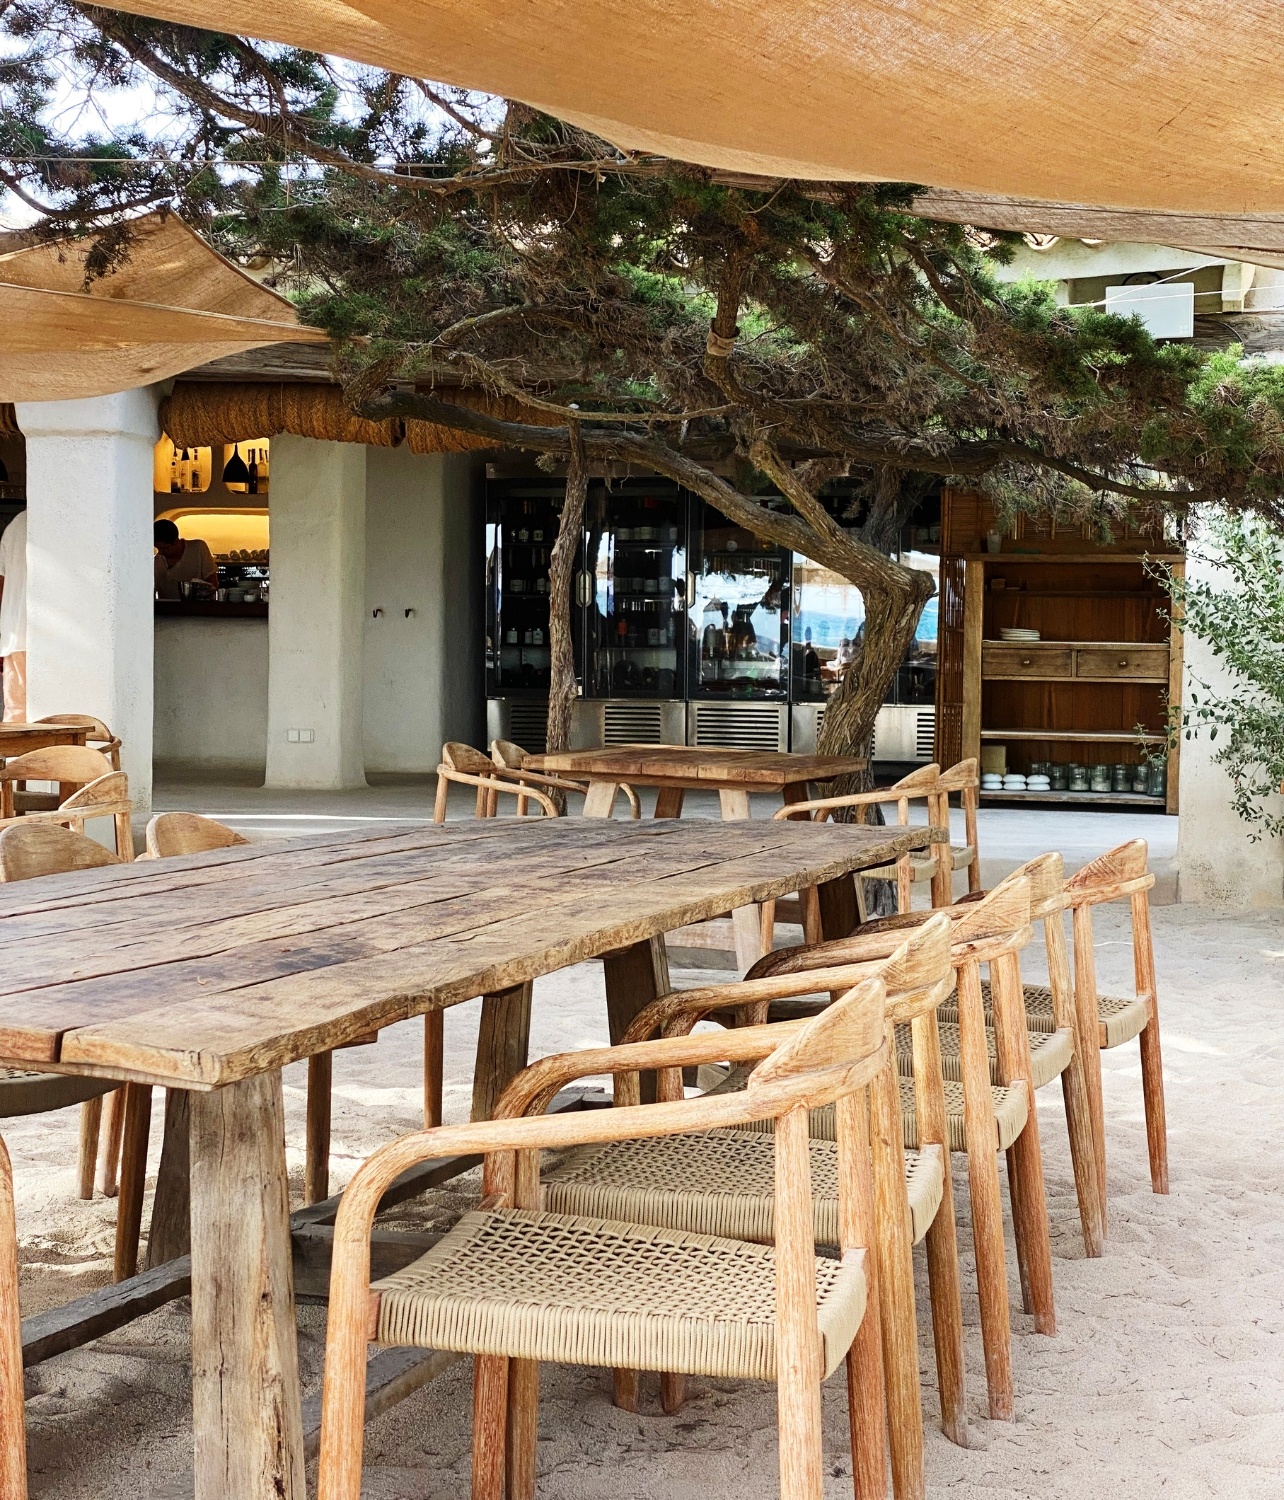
0,213,326,403
104,0,1284,214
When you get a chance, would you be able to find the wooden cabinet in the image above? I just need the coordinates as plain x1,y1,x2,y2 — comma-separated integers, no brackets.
937,490,1183,813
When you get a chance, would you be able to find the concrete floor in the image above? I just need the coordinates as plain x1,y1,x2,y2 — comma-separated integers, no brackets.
152,769,1180,896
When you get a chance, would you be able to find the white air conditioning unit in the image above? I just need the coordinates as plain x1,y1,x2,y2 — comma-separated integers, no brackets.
870,705,935,763
1104,280,1194,340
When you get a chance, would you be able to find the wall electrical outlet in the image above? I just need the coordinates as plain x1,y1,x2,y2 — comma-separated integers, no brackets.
286,728,316,743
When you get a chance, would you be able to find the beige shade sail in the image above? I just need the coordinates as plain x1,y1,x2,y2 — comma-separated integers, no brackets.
0,212,326,403
103,0,1284,214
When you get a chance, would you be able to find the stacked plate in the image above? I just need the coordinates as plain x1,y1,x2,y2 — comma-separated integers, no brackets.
999,627,1041,642
1002,773,1028,791
1025,773,1052,792
981,773,1004,791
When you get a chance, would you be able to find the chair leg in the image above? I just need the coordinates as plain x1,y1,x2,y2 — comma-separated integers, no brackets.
1059,1056,1105,1258
114,810,134,860
305,1052,333,1206
1004,1147,1035,1316
424,1011,444,1129
113,1084,151,1282
955,967,1013,1420
1132,891,1169,1194
1072,905,1109,1230
505,1357,539,1500
611,1368,640,1412
0,1138,27,1500
834,1092,888,1500
774,1105,824,1500
868,1049,925,1500
910,1016,967,1449
77,1096,102,1200
98,1087,125,1197
760,898,777,954
659,1372,686,1414
472,1354,509,1500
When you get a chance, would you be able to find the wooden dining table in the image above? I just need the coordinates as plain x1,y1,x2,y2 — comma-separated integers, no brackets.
525,745,870,967
0,814,936,1500
0,722,88,756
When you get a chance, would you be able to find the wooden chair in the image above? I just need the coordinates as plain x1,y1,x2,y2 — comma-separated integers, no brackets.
745,878,1046,1422
878,854,1106,1261
145,811,249,858
490,739,641,818
0,1132,27,1498
535,915,966,1497
0,747,133,860
318,974,892,1500
0,826,120,1240
761,763,947,946
34,713,123,770
434,743,558,822
1056,841,1166,1213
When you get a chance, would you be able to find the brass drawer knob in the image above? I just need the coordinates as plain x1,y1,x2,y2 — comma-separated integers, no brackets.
1118,659,1129,668
1021,656,1032,665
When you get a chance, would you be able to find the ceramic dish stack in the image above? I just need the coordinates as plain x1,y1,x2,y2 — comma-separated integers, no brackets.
1002,772,1028,791
981,772,1004,792
1025,771,1052,793
999,627,1041,642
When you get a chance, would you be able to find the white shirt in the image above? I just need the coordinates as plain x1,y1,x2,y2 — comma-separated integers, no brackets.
0,511,27,657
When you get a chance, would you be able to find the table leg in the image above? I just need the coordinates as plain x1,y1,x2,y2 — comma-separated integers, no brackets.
816,871,861,940
471,983,534,1121
581,781,620,818
653,787,685,819
717,788,763,973
190,1072,305,1500
603,936,670,1105
146,1088,191,1269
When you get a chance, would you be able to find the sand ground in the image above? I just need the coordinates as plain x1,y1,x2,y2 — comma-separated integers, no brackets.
9,797,1281,1498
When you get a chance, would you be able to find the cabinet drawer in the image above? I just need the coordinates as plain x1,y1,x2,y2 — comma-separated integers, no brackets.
982,644,1074,679
1074,646,1169,681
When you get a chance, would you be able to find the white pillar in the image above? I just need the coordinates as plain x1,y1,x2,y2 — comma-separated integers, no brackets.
15,387,160,826
265,436,367,789
1177,524,1284,907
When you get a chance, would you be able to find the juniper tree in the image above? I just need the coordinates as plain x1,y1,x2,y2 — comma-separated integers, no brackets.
7,4,1284,763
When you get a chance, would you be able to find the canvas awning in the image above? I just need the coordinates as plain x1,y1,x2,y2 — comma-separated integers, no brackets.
102,0,1284,214
0,212,326,403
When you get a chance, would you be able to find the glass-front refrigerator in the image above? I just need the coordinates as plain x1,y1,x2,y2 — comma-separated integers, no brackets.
485,480,579,699
582,480,688,700
689,499,790,699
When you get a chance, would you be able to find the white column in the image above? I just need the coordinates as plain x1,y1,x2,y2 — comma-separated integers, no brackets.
15,387,160,826
1177,525,1284,907
265,435,367,789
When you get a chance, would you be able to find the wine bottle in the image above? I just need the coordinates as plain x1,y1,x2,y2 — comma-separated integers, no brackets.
247,450,259,495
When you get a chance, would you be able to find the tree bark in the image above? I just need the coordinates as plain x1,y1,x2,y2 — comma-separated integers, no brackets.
545,421,587,770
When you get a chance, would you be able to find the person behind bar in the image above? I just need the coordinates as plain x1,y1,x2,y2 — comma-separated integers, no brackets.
0,508,27,722
154,518,217,600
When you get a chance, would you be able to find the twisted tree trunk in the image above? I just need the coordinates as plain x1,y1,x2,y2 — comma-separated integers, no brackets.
545,422,587,771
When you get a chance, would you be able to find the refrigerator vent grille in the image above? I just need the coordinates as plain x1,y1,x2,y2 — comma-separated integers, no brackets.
693,702,784,751
506,701,548,755
916,710,936,760
603,703,665,745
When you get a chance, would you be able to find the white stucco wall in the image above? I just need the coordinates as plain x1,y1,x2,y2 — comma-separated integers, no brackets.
1176,529,1284,908
363,447,483,772
264,436,368,790
153,617,268,771
17,387,161,824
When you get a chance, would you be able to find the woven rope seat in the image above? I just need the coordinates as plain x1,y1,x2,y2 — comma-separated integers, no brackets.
697,1067,1027,1155
940,982,1149,1050
541,1128,945,1249
894,1021,1073,1092
0,1069,111,1118
374,1207,867,1381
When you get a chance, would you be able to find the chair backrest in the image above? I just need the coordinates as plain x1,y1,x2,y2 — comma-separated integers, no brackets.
0,746,113,787
0,823,121,880
993,851,1064,921
947,875,1031,957
146,812,250,858
1063,839,1153,907
490,739,529,770
60,770,130,812
747,973,887,1106
442,742,496,776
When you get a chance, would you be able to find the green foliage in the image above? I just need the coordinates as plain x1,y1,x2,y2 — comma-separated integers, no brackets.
1157,514,1284,839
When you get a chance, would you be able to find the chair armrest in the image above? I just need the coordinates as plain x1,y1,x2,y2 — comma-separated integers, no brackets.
436,766,558,816
771,789,906,820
